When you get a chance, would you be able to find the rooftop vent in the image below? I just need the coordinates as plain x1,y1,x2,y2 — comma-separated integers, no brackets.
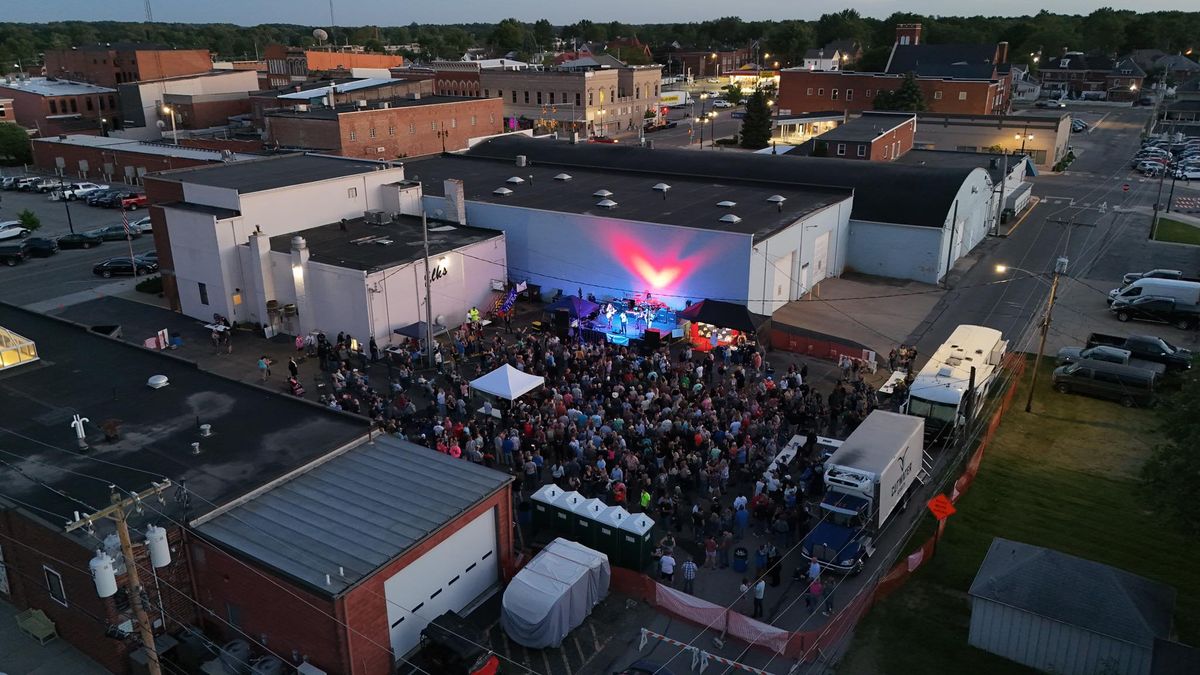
516,154,527,167
718,214,742,224
554,173,573,181
493,187,513,196
147,375,169,389
717,200,737,207
652,183,671,192
767,195,786,204
596,199,618,208
506,176,525,184
593,189,613,198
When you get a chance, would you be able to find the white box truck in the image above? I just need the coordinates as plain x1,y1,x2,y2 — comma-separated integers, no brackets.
660,90,692,108
801,411,926,574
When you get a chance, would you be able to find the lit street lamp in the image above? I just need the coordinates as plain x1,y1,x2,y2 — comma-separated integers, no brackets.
995,258,1069,413
1015,129,1034,153
161,105,178,145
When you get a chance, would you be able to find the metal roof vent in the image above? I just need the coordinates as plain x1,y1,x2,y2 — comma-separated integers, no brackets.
147,375,169,389
596,199,618,208
593,189,613,198
719,214,742,224
717,200,737,207
554,173,573,181
652,183,671,192
506,176,525,184
493,187,513,196
767,195,786,204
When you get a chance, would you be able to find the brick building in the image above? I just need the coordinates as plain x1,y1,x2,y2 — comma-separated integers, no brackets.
31,134,257,183
1038,52,1145,102
480,64,662,136
266,95,503,158
263,46,406,88
806,111,916,160
44,43,213,87
0,77,118,134
249,77,433,129
667,48,751,79
0,96,13,123
117,69,260,137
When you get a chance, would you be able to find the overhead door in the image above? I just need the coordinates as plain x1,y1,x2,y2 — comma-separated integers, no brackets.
382,507,499,658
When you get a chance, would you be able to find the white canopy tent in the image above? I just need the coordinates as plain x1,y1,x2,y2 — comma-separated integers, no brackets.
469,364,545,401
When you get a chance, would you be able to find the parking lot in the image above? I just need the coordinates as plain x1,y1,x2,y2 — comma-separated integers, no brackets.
0,172,155,307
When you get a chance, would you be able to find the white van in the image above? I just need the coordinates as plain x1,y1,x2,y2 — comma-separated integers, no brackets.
1109,277,1200,305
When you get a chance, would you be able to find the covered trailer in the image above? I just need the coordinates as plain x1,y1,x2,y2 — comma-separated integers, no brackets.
501,539,610,648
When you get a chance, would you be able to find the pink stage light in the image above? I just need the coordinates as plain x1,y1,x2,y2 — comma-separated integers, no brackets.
605,227,718,296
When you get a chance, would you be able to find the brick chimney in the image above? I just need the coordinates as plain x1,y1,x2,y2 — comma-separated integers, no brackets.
996,41,1010,64
896,23,922,46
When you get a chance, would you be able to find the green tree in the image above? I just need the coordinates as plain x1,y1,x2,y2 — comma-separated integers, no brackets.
1081,7,1131,55
720,84,744,105
765,21,813,67
532,19,554,48
1142,365,1200,534
490,18,526,53
0,123,32,165
17,209,40,232
815,9,869,49
874,72,926,112
739,89,772,149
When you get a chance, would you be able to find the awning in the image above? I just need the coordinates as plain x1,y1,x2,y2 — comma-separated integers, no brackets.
470,364,545,401
392,321,446,340
544,295,600,318
678,299,769,332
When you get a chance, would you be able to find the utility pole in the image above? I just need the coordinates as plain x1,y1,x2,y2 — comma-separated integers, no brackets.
66,482,172,675
1151,160,1169,236
421,210,435,370
1025,257,1068,413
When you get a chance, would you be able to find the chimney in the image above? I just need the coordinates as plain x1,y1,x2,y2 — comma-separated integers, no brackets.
444,178,467,225
896,23,922,47
996,41,1009,65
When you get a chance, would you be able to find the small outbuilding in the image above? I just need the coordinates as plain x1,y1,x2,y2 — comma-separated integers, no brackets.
968,538,1177,675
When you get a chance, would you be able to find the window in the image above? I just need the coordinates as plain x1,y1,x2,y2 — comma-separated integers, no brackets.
69,99,77,113
958,91,967,101
576,92,582,106
883,145,890,159
817,88,824,96
369,127,376,139
523,91,529,104
536,91,542,105
806,88,813,96
836,143,846,156
99,96,105,111
347,187,358,198
409,122,415,134
388,125,395,136
549,92,555,104
108,95,115,108
846,89,854,101
511,91,517,103
44,566,67,607
588,91,594,106
484,89,489,98
49,100,57,114
635,86,640,98
933,90,943,100
86,98,93,111
451,117,457,128
490,113,496,124
496,89,501,99
471,115,477,126
348,130,357,141
866,89,872,97
198,282,209,305
431,121,437,131
857,145,866,157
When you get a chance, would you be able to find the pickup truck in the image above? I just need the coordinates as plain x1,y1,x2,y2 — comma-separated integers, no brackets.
1121,269,1200,285
1086,333,1193,372
60,182,109,201
1055,344,1167,377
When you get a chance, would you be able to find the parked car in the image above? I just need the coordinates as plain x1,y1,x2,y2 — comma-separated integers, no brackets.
1052,360,1159,407
85,224,141,241
0,242,30,266
15,177,40,191
20,237,59,257
33,177,68,193
1087,332,1193,371
1176,168,1200,180
1121,268,1194,285
93,257,157,278
1137,96,1155,106
711,99,733,108
135,251,158,266
0,221,32,240
1110,295,1200,330
94,191,136,209
1055,344,1167,377
1037,98,1066,108
60,182,109,200
56,232,104,249
120,194,148,210
86,188,122,206
129,216,152,233
0,176,20,190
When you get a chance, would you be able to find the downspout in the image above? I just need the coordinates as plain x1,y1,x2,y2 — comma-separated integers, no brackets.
943,200,958,286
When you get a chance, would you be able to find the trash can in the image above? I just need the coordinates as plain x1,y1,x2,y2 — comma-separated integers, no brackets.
594,506,630,560
617,513,656,570
733,547,749,573
529,484,563,535
552,491,585,539
572,498,607,549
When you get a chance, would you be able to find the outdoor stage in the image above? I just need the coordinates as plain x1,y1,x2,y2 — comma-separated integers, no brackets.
579,307,681,347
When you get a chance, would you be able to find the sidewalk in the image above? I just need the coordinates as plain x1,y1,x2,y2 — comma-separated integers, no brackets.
0,600,108,675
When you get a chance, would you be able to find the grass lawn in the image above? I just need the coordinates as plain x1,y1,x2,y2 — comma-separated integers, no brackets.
1153,217,1200,245
838,360,1200,674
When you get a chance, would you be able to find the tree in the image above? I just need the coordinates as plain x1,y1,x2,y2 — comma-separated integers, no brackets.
490,18,526,53
0,123,32,165
720,84,744,105
17,209,40,232
874,72,927,112
739,89,772,149
765,21,813,67
1081,7,1131,55
1142,366,1200,534
532,19,554,48
815,9,869,50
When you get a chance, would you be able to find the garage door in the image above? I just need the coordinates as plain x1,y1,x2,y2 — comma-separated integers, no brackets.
383,507,498,657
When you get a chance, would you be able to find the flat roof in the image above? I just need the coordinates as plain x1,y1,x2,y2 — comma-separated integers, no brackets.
31,134,258,162
406,154,851,240
195,435,511,595
150,153,390,193
277,77,400,100
268,94,486,121
0,304,368,532
814,113,914,142
158,201,241,219
897,149,1029,184
0,77,115,96
268,213,501,271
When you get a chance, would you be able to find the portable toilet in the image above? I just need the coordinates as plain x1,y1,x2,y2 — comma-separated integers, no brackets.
594,505,630,559
530,484,563,535
573,498,608,549
553,491,585,539
617,512,656,570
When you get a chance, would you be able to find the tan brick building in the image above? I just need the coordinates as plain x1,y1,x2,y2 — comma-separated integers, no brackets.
0,77,118,134
479,65,662,136
265,95,504,159
44,43,212,86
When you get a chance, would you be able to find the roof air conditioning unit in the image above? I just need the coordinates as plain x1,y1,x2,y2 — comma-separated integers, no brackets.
379,102,389,109
295,103,309,112
516,154,527,167
364,209,390,225
356,100,367,108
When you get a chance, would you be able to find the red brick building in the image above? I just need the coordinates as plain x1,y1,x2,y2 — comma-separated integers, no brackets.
807,111,916,160
31,134,257,183
263,46,406,88
0,77,118,134
249,78,433,129
44,43,213,86
1038,52,1146,102
266,95,504,159
669,48,751,79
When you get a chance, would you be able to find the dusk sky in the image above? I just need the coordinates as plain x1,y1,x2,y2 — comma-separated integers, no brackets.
5,0,1191,26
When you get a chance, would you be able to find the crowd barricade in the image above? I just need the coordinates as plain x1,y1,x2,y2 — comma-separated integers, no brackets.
656,584,729,629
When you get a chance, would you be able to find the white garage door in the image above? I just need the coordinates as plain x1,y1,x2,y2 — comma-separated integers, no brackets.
382,507,499,658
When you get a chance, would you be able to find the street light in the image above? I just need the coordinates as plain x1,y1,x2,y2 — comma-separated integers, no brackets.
1015,130,1034,153
161,105,178,145
995,258,1069,413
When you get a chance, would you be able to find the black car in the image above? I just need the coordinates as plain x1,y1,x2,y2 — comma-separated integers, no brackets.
56,232,104,249
1112,296,1200,330
85,224,141,241
21,237,59,257
135,251,158,266
0,243,30,267
86,189,121,206
94,191,136,209
93,257,157,278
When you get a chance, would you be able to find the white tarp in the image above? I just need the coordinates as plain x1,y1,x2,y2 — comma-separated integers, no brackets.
501,538,610,649
470,364,544,400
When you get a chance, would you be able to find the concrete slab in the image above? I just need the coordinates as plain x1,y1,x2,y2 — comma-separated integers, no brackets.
0,600,109,675
1047,276,1199,355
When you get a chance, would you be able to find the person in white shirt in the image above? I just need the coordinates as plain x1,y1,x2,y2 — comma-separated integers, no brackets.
753,578,767,618
660,553,676,583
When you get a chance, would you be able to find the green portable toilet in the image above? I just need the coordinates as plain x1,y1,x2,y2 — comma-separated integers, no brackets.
530,484,563,535
594,505,630,560
617,512,656,570
573,498,608,549
553,491,585,539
